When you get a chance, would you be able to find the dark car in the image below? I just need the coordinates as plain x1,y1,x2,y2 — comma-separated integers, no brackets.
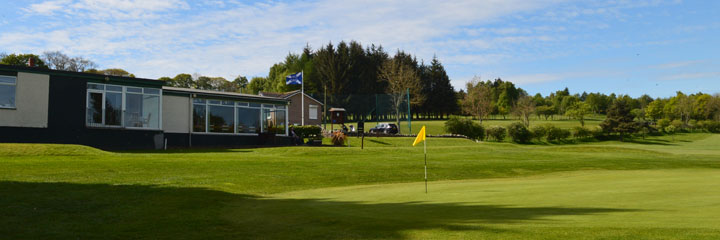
369,123,398,134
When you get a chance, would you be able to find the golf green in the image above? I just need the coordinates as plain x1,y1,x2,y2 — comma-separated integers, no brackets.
275,169,720,239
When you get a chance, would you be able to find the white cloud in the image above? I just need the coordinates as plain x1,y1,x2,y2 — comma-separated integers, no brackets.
25,0,189,19
24,0,72,15
7,0,574,82
7,0,687,94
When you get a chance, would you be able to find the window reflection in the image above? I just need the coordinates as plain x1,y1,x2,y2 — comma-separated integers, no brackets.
208,105,234,133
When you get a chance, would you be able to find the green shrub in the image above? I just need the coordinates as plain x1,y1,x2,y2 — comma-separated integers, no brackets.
688,120,698,131
591,126,605,138
671,120,684,130
486,126,507,142
702,120,720,133
571,126,591,139
657,119,671,131
530,125,548,141
664,125,677,137
696,120,707,131
466,124,486,141
444,116,485,140
636,120,658,137
507,122,532,143
444,116,469,135
547,126,571,141
293,125,322,139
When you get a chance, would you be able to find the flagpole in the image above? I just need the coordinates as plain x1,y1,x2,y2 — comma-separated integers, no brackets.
301,70,304,126
424,133,427,194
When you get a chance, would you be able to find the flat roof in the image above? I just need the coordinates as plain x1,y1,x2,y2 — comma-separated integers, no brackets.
0,64,164,88
163,86,288,104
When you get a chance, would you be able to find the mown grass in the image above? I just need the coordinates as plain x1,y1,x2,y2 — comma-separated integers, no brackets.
278,169,720,239
1,133,719,239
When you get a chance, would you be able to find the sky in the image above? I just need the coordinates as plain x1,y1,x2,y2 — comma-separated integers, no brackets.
0,0,718,98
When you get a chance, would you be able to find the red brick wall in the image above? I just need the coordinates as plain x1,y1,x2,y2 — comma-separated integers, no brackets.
287,93,323,126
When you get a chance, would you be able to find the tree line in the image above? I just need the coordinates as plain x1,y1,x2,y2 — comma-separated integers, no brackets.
0,51,252,91
2,44,459,122
244,41,459,121
461,75,720,138
0,52,138,77
5,49,718,132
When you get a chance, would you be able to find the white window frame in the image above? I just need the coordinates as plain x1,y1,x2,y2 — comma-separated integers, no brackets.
309,104,318,120
236,102,262,135
85,83,162,130
206,99,235,134
191,98,288,136
0,75,17,109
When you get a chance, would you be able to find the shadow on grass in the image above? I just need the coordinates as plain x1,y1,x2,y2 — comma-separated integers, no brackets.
118,148,255,154
367,139,392,145
0,181,639,239
624,138,677,146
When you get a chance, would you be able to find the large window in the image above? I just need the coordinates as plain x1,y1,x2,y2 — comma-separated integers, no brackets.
276,108,286,134
192,99,206,132
124,87,161,129
237,104,260,133
262,105,287,134
208,100,234,133
105,87,122,126
0,75,16,109
192,99,286,135
86,83,161,129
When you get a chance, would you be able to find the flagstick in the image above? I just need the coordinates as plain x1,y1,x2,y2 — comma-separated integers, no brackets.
301,70,304,126
424,136,427,194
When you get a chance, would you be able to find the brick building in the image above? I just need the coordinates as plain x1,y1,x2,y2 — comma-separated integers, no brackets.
260,90,323,126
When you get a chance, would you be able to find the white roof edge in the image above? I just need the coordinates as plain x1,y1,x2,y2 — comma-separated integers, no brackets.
162,86,288,102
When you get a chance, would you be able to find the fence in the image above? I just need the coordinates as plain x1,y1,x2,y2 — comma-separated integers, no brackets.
309,92,412,133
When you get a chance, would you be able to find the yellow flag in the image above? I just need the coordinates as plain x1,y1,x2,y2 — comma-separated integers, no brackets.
412,126,426,146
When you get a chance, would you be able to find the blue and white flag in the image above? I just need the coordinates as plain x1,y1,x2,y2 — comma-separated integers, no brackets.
285,72,303,85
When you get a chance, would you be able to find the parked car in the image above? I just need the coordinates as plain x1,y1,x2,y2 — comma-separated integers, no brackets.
369,123,399,134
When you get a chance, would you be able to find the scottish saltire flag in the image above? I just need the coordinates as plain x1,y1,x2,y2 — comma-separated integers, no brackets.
285,72,303,85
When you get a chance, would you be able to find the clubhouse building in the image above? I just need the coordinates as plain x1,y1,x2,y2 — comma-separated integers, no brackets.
0,64,291,150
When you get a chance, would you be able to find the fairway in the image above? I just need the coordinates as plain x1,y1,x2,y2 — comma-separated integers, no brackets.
1,134,719,239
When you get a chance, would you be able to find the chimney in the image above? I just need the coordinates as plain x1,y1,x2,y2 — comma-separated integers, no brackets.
27,58,35,67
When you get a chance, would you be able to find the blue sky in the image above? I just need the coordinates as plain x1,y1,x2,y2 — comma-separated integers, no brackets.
0,0,718,98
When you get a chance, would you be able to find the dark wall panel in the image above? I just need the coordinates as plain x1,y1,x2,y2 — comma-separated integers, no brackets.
2,73,293,150
1,75,163,150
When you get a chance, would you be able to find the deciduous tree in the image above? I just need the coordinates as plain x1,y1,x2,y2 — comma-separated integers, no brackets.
0,53,47,68
379,58,423,133
513,96,535,127
644,99,665,121
85,68,135,77
565,102,592,126
41,51,97,72
462,78,493,123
